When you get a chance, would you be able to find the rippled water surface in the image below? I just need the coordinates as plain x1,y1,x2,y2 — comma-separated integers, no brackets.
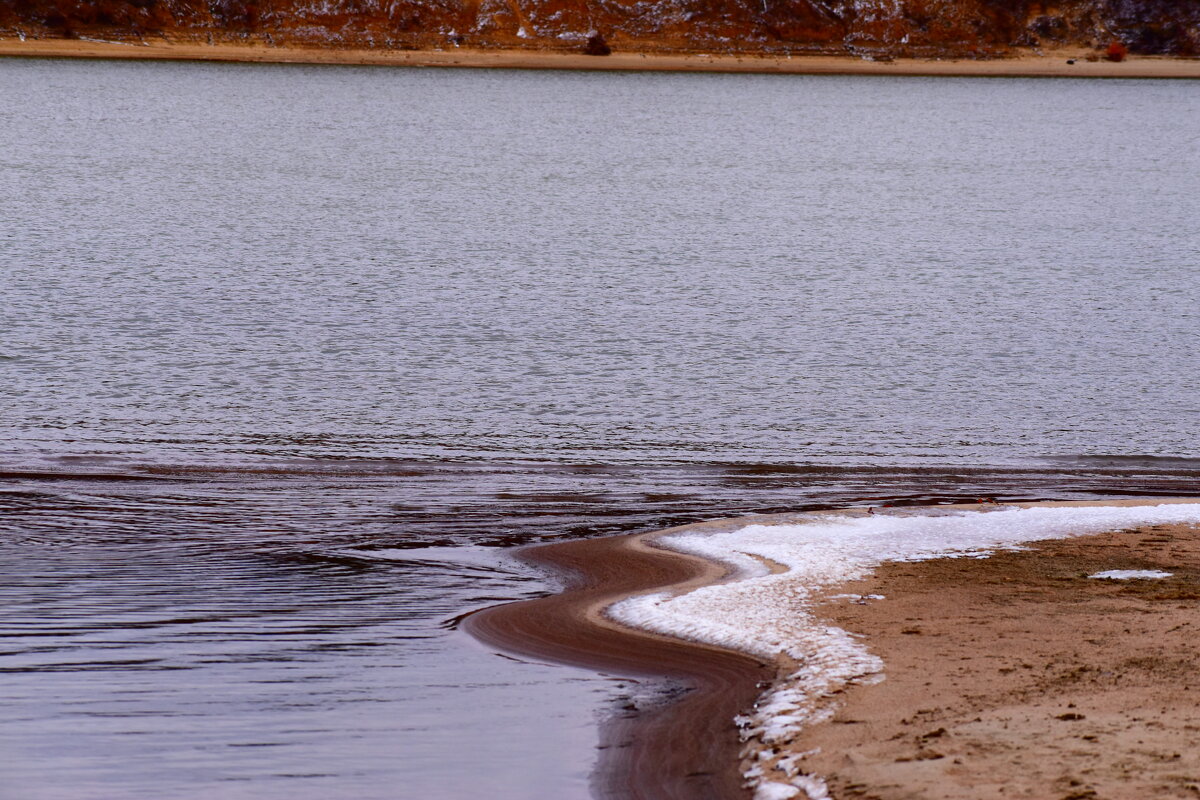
1,58,1199,799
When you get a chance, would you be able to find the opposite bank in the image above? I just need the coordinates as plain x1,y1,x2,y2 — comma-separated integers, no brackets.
2,0,1198,62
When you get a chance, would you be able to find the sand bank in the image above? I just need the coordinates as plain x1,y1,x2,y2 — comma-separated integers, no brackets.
467,500,1200,799
2,37,1200,78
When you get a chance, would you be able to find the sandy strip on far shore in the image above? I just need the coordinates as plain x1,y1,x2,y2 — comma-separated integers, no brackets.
467,500,1200,800
2,37,1200,78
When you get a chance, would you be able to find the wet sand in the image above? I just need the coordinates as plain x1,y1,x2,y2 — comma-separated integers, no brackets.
463,519,783,799
468,502,1200,799
3,37,1200,78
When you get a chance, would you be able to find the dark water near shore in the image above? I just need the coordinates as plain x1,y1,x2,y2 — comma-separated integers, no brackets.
2,58,1199,798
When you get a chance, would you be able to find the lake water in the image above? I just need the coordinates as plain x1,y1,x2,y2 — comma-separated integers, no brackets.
1,57,1198,799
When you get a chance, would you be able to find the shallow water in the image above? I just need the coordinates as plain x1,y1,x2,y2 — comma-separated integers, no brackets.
2,57,1199,798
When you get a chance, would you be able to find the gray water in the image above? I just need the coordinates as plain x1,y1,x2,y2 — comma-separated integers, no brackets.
2,58,1199,799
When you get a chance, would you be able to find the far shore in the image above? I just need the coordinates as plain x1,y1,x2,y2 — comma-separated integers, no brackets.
466,499,1200,800
3,37,1200,78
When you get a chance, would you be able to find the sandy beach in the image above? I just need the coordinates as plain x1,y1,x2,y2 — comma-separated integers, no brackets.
467,501,1200,799
2,37,1200,78
793,510,1200,799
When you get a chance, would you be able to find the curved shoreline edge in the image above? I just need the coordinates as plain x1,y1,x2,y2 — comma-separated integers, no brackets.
462,518,789,799
464,499,1200,800
3,38,1200,78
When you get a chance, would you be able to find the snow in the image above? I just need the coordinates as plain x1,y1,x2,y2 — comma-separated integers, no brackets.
754,782,801,800
1089,569,1173,580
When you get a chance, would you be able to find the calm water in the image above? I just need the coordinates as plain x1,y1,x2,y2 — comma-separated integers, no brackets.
2,58,1199,799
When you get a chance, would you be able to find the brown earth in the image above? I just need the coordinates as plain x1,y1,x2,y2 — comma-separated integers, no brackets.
792,521,1200,800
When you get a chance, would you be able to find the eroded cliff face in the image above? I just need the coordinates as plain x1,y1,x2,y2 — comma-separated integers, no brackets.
1,0,1197,57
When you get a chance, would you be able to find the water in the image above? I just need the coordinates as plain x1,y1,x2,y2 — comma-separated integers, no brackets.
2,57,1199,799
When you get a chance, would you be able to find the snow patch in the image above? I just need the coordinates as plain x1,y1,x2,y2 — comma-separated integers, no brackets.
753,782,801,800
1089,569,1173,580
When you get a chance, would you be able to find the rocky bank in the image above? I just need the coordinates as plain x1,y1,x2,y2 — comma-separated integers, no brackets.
2,0,1196,61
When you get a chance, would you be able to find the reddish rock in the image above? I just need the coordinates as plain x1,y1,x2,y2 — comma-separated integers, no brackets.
1105,39,1129,61
584,32,610,56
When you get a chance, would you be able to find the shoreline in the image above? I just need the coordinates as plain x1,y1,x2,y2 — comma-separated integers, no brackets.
2,38,1200,78
462,520,782,799
466,499,1200,800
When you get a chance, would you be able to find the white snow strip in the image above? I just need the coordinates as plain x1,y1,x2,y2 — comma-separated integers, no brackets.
824,593,885,603
754,782,801,800
1089,569,1173,580
608,503,1200,797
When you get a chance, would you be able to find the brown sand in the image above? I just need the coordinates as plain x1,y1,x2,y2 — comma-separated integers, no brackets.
792,515,1200,799
3,37,1200,78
